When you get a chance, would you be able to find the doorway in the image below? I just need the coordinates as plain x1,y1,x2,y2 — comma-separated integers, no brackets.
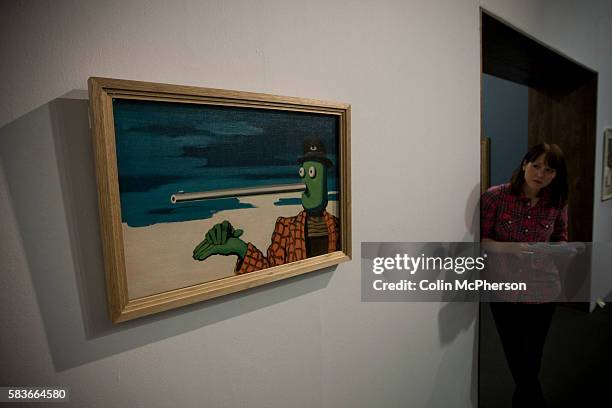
479,9,598,407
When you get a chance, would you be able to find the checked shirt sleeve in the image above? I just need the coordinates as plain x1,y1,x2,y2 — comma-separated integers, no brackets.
480,187,501,240
235,217,289,274
550,204,569,242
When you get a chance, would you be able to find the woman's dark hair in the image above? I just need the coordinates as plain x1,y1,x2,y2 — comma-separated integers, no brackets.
510,143,568,207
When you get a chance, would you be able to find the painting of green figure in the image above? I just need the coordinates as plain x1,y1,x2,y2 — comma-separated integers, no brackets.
193,140,340,274
113,98,340,299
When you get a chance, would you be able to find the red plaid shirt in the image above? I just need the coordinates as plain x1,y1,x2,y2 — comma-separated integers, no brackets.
481,184,568,243
480,184,568,302
235,210,340,274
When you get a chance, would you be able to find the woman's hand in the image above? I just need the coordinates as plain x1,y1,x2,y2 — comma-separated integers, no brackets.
481,238,534,259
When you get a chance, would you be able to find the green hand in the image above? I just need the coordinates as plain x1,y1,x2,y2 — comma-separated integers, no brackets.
193,220,248,261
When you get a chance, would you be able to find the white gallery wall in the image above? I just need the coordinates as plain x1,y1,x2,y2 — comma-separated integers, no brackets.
0,1,610,407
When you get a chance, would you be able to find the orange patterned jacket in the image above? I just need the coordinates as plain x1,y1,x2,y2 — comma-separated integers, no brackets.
235,210,340,274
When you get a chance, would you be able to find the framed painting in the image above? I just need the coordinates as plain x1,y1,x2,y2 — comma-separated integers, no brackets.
88,77,351,323
604,129,612,201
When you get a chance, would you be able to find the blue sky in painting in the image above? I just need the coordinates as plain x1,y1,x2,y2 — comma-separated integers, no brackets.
113,99,339,227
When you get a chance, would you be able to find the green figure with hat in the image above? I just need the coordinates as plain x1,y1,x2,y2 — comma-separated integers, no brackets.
193,139,340,274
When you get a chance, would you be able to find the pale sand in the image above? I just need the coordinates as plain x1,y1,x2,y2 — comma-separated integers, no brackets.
123,193,338,299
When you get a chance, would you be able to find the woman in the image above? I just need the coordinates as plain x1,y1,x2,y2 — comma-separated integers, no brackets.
481,143,569,408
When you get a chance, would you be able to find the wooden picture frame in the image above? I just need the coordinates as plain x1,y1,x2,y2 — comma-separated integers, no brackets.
603,129,612,201
88,77,351,323
481,136,491,193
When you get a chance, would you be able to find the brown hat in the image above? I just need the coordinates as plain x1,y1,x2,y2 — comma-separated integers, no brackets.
297,139,333,167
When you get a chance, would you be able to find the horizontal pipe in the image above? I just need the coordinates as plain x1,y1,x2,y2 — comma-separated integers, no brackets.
171,183,306,203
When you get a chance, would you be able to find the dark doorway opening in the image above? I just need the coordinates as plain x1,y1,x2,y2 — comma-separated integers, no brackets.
481,11,597,242
479,9,599,408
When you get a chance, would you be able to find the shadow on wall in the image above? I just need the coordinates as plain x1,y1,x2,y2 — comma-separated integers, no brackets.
360,182,481,408
0,96,334,372
428,183,481,407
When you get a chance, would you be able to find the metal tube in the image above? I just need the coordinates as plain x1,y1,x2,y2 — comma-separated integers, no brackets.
170,183,306,204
